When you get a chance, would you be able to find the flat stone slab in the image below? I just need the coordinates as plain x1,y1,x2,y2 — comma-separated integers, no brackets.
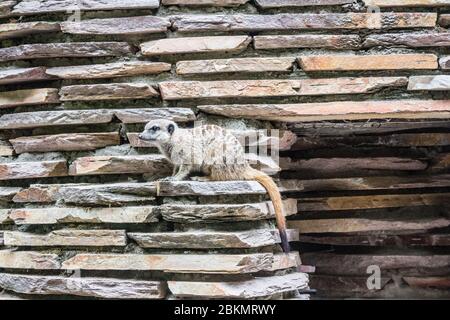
13,182,157,205
0,21,60,40
169,272,308,298
0,273,166,299
3,230,127,247
0,42,132,62
254,34,361,50
0,88,60,109
114,108,196,124
171,13,437,32
0,210,9,224
440,56,450,69
364,0,450,7
61,16,170,35
162,0,249,6
176,57,295,75
407,75,450,91
157,180,267,196
0,67,54,85
0,140,13,156
197,100,450,122
160,77,407,100
0,187,22,202
46,61,171,79
440,14,450,27
129,229,280,249
299,54,437,71
9,206,159,225
0,1,15,18
12,0,160,15
160,199,297,223
289,218,450,234
69,155,171,176
140,35,251,56
10,132,120,154
60,83,159,101
0,250,60,269
0,160,67,181
0,109,114,129
0,108,195,129
363,32,450,48
256,0,351,6
62,253,273,274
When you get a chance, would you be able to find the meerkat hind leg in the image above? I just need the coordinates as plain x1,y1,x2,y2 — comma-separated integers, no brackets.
170,164,193,181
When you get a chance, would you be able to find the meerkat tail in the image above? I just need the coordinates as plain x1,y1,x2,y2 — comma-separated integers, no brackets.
244,167,290,253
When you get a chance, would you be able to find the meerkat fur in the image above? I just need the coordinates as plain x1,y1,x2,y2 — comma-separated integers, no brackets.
138,119,290,253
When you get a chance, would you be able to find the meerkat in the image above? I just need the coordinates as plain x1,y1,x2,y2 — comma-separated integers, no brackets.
138,119,290,253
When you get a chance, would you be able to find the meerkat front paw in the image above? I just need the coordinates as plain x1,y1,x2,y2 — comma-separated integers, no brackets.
158,176,176,182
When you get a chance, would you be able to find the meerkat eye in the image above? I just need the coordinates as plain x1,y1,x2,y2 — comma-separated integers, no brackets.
151,126,159,131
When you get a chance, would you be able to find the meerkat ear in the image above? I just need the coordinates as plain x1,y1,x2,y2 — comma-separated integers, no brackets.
167,124,175,135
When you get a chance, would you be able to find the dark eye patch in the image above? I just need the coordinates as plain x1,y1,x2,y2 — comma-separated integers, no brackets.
151,126,160,131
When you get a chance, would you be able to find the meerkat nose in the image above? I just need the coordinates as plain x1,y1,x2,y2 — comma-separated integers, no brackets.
138,133,143,139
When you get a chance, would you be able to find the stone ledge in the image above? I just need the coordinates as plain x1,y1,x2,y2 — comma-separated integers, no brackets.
0,21,60,40
160,199,298,223
0,250,60,269
407,75,450,91
62,253,273,273
298,54,437,71
0,88,60,109
159,77,407,100
169,272,309,298
12,0,160,15
59,83,159,101
197,100,450,122
176,57,295,75
61,16,170,35
10,132,120,154
171,13,437,32
363,32,450,48
3,230,127,247
12,182,157,205
0,42,133,62
0,67,54,85
9,206,159,225
46,61,171,79
0,160,68,181
254,34,361,50
128,229,280,248
141,36,251,56
0,273,167,299
68,155,171,176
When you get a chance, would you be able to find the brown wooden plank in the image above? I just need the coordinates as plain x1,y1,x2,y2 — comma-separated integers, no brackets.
403,277,450,289
289,218,450,234
297,193,450,211
297,234,450,246
291,133,450,150
279,175,450,192
302,252,450,276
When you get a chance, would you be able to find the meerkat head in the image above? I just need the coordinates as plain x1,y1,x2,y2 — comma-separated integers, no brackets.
138,119,178,144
